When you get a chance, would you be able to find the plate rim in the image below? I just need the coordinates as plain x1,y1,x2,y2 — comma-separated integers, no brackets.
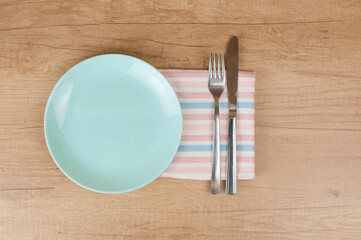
44,54,183,194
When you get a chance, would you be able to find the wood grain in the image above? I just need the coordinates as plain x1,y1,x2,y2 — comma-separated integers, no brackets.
1,0,361,239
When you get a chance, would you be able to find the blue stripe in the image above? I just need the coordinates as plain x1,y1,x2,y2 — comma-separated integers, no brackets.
180,102,254,109
177,145,254,152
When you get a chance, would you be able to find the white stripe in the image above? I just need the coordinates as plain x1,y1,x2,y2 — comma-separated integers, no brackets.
167,77,255,82
160,172,255,180
182,129,255,135
175,151,255,157
160,172,210,180
179,141,255,145
236,172,255,180
223,98,254,102
183,119,254,124
174,87,255,93
169,162,254,168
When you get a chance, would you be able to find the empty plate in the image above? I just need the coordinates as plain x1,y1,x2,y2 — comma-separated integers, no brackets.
44,54,182,193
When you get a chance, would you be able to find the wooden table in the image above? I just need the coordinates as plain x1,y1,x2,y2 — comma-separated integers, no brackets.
1,1,361,239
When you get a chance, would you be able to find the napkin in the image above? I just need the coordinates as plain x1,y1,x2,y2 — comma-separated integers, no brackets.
159,70,255,180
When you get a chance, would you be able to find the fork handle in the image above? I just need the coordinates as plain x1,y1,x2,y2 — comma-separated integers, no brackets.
226,116,237,194
211,98,221,194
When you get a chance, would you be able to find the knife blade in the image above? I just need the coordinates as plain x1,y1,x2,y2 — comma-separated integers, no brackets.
226,36,238,194
226,36,238,116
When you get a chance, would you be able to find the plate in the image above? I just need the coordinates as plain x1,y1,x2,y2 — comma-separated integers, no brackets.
44,54,182,193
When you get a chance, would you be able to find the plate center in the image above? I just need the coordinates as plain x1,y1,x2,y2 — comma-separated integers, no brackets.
63,75,164,171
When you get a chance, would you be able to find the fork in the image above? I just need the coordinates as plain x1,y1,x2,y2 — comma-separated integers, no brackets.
208,53,225,194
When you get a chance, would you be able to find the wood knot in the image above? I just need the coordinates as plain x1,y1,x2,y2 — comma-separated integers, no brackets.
328,190,339,198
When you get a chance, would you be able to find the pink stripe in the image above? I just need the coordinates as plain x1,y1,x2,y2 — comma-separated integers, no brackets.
183,123,253,131
164,165,254,173
162,71,208,78
183,113,254,121
177,92,254,99
171,81,254,88
181,134,254,142
237,72,256,78
238,72,256,78
172,156,254,163
161,70,255,79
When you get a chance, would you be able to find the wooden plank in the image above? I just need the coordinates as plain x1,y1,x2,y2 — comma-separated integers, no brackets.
0,0,361,27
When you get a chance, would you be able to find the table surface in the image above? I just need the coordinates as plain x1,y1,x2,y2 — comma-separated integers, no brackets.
1,1,361,239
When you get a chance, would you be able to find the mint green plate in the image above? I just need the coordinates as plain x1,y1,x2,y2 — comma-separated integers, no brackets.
44,54,182,194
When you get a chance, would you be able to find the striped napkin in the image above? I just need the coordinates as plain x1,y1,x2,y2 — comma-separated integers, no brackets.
159,70,255,180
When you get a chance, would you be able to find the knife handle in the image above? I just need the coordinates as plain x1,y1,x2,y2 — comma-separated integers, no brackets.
226,116,237,194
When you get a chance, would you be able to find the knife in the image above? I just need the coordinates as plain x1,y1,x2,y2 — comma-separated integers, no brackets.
226,36,238,195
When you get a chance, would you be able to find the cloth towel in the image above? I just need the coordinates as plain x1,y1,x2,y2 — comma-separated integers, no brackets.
159,70,255,180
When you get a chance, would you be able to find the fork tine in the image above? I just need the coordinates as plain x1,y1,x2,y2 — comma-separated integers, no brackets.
212,53,217,78
209,53,212,79
216,53,219,78
222,53,225,79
